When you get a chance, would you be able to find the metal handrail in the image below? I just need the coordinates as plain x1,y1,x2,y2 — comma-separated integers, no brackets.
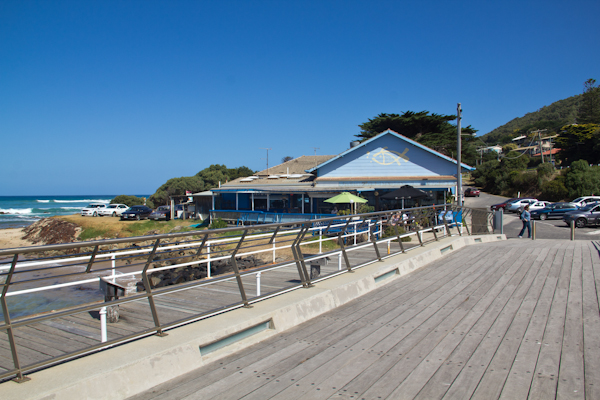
0,205,491,382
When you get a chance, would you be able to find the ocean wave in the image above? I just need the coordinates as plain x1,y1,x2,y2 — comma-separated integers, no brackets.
0,214,40,222
59,207,83,210
0,208,33,215
37,200,50,203
53,199,111,204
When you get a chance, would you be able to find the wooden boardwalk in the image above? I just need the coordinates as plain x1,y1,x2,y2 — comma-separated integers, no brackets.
0,239,422,377
128,239,600,400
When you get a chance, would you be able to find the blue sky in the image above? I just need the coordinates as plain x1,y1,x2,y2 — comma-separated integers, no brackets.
2,0,599,195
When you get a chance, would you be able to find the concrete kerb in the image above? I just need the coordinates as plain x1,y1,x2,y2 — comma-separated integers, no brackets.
0,233,505,400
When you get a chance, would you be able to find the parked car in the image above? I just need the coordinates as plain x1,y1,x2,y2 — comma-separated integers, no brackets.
570,196,600,208
530,202,579,220
516,200,552,216
490,198,520,212
562,203,600,228
506,198,538,213
464,188,480,197
81,203,107,217
149,206,171,221
120,205,153,221
97,203,129,217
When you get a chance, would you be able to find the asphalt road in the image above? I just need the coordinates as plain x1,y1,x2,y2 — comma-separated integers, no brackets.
461,189,600,241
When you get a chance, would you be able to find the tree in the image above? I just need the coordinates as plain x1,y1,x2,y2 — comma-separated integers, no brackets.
111,195,151,208
281,156,293,163
555,123,600,165
578,79,600,124
563,160,600,198
357,111,478,165
148,164,255,206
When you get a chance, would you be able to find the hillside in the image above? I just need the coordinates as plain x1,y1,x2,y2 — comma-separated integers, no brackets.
481,94,582,144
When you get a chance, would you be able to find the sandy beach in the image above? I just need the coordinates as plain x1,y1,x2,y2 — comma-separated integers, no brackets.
0,228,35,250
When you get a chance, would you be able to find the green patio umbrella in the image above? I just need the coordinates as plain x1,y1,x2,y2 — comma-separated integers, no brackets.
325,192,367,214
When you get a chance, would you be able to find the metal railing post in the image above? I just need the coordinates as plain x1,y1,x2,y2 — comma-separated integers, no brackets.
1,254,30,382
85,245,100,273
141,239,167,337
229,230,252,307
338,219,353,272
289,224,311,287
369,219,382,261
256,272,261,296
100,307,107,342
207,242,211,278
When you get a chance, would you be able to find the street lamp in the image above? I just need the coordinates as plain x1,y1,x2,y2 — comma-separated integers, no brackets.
457,103,462,206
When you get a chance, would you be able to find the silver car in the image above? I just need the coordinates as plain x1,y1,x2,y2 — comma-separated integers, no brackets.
562,203,600,228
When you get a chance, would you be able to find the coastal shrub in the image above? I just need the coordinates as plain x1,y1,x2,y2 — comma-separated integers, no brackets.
540,178,568,202
383,225,411,242
209,218,227,230
111,195,153,209
357,204,375,214
563,160,600,198
79,227,111,241
536,162,554,180
510,170,537,196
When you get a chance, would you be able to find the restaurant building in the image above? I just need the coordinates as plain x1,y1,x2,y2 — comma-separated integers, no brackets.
201,129,474,219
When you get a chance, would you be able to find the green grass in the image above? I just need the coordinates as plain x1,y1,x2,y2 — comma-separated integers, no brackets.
79,227,112,241
303,235,340,252
124,219,204,237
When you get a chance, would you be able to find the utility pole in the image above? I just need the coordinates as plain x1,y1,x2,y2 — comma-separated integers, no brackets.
532,129,548,163
457,103,462,206
260,148,272,174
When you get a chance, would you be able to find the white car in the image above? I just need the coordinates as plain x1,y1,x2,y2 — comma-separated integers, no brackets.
570,196,600,208
516,200,552,216
97,203,129,217
81,203,107,217
506,198,538,213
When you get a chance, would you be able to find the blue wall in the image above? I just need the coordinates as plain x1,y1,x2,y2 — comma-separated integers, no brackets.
318,132,460,178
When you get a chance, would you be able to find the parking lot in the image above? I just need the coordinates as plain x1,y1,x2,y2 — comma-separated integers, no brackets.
462,189,600,240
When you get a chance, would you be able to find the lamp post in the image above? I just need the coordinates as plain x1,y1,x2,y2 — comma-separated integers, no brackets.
457,103,462,206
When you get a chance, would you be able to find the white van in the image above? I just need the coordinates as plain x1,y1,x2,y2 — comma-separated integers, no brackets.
570,196,600,208
81,203,107,217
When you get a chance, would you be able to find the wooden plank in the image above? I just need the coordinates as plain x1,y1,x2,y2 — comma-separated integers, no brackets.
393,244,558,400
498,241,569,399
412,244,541,400
328,244,517,398
527,241,574,399
363,245,544,398
468,244,559,399
145,245,496,400
439,244,547,398
238,245,518,400
582,242,600,399
556,242,585,399
271,261,503,400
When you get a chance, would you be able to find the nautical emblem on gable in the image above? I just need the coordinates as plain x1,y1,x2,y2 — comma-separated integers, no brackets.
367,147,410,165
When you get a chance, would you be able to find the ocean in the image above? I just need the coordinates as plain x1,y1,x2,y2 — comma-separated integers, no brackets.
0,195,148,318
0,195,147,229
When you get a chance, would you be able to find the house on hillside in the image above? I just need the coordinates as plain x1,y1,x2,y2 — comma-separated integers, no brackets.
201,129,474,221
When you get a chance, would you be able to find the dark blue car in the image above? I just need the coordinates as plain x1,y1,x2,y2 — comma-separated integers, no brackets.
530,202,578,220
120,205,153,221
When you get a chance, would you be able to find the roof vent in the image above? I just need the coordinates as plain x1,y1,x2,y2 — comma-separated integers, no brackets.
350,140,360,148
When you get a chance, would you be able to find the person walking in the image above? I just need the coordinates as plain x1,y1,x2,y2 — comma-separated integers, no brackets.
518,205,531,238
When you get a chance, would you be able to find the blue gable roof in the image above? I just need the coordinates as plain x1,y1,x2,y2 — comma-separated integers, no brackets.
308,129,474,178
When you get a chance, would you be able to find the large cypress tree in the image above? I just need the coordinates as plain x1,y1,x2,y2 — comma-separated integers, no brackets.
357,111,479,165
578,79,600,124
